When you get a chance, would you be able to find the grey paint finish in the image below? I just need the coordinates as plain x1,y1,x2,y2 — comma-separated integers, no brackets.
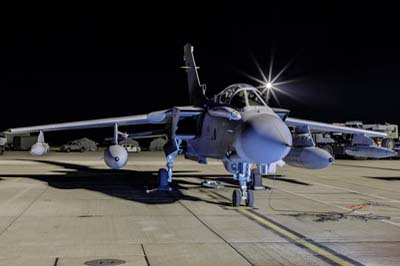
286,117,387,138
6,44,391,206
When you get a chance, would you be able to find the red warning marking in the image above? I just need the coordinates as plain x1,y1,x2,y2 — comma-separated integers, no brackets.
347,204,369,210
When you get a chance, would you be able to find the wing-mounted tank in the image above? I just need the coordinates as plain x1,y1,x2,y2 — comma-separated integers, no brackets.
285,125,334,169
30,131,50,156
104,144,128,169
345,134,397,158
104,124,129,169
285,146,334,169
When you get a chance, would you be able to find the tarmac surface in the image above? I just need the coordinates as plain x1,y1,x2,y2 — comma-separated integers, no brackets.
0,151,399,266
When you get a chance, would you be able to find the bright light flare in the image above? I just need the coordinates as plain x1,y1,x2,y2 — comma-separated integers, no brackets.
239,51,300,106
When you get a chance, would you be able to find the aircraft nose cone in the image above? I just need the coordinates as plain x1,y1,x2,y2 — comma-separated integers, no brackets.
236,115,292,163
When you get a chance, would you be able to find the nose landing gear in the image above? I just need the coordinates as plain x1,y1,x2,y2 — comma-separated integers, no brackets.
231,162,254,207
245,190,254,207
232,189,241,207
232,189,254,207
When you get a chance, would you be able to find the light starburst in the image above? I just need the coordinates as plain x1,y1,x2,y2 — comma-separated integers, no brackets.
241,51,300,106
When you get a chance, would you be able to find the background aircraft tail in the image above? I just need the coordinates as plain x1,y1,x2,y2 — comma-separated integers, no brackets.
183,43,206,106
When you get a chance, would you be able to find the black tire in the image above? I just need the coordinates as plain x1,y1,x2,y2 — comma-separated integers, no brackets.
245,190,254,207
158,168,169,191
80,147,85,152
382,138,395,150
232,189,241,207
250,169,264,190
321,144,334,158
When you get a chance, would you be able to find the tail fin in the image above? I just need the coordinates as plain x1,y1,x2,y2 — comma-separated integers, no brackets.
183,43,206,106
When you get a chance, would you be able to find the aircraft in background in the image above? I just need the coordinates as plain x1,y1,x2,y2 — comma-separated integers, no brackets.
8,44,396,207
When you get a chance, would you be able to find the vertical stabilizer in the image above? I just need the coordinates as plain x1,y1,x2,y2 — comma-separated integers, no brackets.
183,43,206,106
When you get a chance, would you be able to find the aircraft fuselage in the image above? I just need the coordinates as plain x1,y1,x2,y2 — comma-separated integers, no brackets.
187,106,292,165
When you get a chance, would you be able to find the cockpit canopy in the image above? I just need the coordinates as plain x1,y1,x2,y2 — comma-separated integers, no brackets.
215,83,267,109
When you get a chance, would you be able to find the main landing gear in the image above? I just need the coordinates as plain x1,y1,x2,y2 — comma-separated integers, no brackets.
146,139,179,194
148,107,181,193
157,168,172,192
146,166,174,193
231,162,254,207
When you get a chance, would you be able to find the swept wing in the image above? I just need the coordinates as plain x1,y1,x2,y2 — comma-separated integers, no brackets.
285,117,387,137
8,107,203,134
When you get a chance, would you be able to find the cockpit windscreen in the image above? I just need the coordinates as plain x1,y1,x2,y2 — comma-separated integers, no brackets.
216,84,267,109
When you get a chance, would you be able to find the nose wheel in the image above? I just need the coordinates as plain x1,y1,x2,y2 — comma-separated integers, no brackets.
231,162,255,207
245,190,254,207
232,190,241,207
232,189,254,207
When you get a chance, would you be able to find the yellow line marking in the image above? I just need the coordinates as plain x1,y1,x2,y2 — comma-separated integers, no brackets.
239,208,352,266
201,189,355,266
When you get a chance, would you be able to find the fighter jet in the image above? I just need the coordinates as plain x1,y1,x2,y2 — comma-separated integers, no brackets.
8,44,395,207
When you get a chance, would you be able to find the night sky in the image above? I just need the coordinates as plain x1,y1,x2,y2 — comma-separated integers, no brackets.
1,3,399,141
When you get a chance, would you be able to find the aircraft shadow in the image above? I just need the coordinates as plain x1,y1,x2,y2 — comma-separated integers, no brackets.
174,174,310,186
0,159,220,206
363,176,400,181
334,163,400,172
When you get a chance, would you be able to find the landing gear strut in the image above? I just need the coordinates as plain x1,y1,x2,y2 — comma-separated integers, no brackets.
145,107,182,194
157,168,171,192
157,107,180,192
147,150,178,193
232,162,254,207
145,138,179,193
